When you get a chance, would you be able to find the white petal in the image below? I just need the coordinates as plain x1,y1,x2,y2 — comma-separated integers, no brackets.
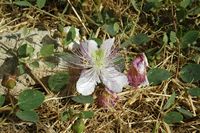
100,67,128,93
81,40,98,58
76,69,99,95
101,38,115,57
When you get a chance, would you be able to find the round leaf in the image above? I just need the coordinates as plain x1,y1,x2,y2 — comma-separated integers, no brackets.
72,95,94,104
36,0,46,9
187,88,200,97
18,89,45,110
180,0,191,8
18,44,34,58
48,72,69,92
180,64,200,83
16,110,38,123
40,44,54,57
147,68,171,85
164,111,183,124
130,33,150,45
103,23,119,36
181,30,199,48
81,111,94,119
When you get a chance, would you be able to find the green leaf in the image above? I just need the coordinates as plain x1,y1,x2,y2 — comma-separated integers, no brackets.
18,89,45,110
130,33,150,45
16,110,38,123
103,22,119,36
81,111,94,119
14,1,32,7
170,31,177,44
163,32,168,44
40,44,54,57
72,118,85,133
163,92,176,110
64,26,76,46
0,95,5,107
60,109,74,121
18,44,34,58
48,72,69,92
181,30,199,48
72,95,94,104
176,107,193,118
91,38,103,47
30,61,39,68
187,87,200,97
180,0,191,8
180,64,200,83
36,0,46,9
61,111,70,121
147,68,171,85
163,111,183,124
17,64,26,75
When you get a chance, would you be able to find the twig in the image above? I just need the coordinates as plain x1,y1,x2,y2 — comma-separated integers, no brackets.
23,63,51,94
67,0,89,34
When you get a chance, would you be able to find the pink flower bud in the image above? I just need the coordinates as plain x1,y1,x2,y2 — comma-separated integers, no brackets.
96,89,119,108
127,53,149,88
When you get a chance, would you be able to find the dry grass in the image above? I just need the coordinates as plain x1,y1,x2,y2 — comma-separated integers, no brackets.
0,0,200,132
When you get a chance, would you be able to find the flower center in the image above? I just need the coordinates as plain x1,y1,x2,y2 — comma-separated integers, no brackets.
92,49,105,69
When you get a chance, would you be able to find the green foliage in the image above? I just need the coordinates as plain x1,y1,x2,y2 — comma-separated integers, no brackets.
17,64,26,75
0,95,5,107
18,89,45,110
103,22,119,36
48,72,69,92
40,44,54,57
147,68,171,85
180,0,191,8
81,111,94,119
176,107,193,118
30,61,39,68
91,38,103,47
61,110,72,121
169,31,177,44
187,88,200,97
16,110,39,123
180,64,200,83
163,111,183,124
181,30,199,48
17,44,34,58
72,118,85,133
130,33,150,45
162,32,168,44
36,0,46,9
14,0,47,8
163,92,176,110
14,1,32,7
72,95,94,104
64,26,76,46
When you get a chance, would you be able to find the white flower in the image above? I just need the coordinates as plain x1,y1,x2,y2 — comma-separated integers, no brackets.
75,38,128,95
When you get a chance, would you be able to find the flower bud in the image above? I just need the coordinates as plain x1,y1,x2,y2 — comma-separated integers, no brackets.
72,118,85,133
1,74,16,89
127,53,149,88
96,89,119,108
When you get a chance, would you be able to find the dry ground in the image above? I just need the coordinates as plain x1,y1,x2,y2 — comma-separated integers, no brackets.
0,0,199,133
